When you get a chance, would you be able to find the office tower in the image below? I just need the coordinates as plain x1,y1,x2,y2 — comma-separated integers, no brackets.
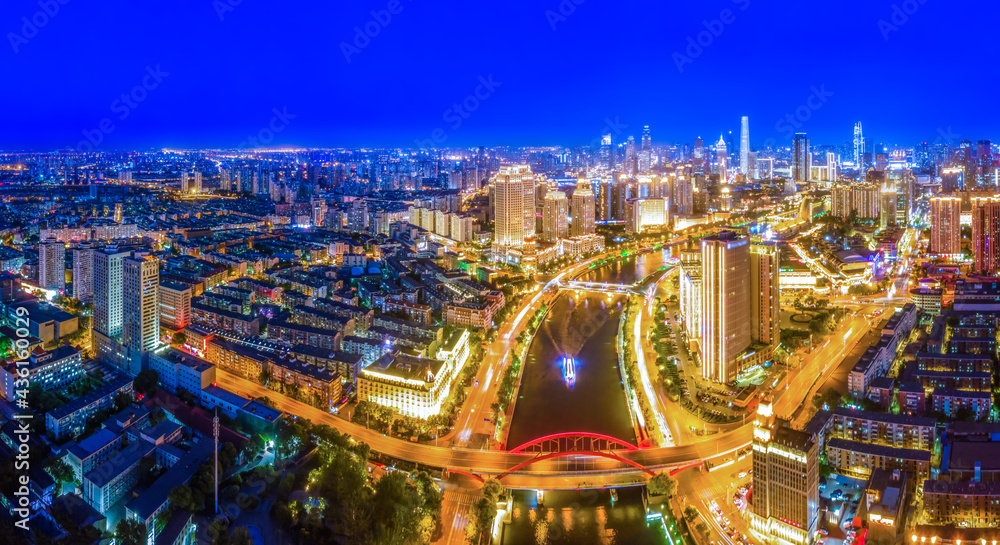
72,242,95,303
715,134,728,178
541,189,568,242
600,133,613,170
640,125,652,173
930,197,962,257
675,177,693,216
630,198,669,233
625,137,638,177
492,165,534,252
158,281,191,331
757,157,774,180
740,116,750,177
853,122,864,167
597,179,613,222
700,231,751,384
748,399,820,545
972,200,1000,275
879,185,897,230
38,238,65,291
693,137,705,174
93,247,130,338
750,244,780,346
570,180,596,237
122,254,159,374
793,133,811,182
679,249,701,344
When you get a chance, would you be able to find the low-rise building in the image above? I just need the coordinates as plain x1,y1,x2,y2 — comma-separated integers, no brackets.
0,345,83,401
932,388,992,420
923,479,1000,527
46,375,134,441
148,347,216,396
825,437,931,481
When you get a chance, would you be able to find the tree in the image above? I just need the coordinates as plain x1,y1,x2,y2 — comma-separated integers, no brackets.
257,368,270,386
684,505,699,522
647,472,677,497
133,369,159,397
171,331,187,346
115,519,147,545
44,457,74,488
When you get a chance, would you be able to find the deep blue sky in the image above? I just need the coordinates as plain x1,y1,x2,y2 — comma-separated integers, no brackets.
2,0,995,151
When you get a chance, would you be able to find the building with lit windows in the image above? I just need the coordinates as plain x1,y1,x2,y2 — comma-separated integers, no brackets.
748,398,819,545
541,189,568,242
39,237,65,291
678,249,702,348
629,198,669,233
700,231,750,383
750,244,780,346
930,196,962,258
570,180,596,237
0,345,82,401
491,165,536,255
358,329,469,418
158,281,192,330
971,199,1000,275
922,479,1000,527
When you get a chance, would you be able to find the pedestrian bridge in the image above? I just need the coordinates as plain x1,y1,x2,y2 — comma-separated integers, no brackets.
555,280,641,294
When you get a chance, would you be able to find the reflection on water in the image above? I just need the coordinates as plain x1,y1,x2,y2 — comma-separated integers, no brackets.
502,488,661,545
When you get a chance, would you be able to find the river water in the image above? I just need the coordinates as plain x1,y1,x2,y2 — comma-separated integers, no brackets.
502,249,673,545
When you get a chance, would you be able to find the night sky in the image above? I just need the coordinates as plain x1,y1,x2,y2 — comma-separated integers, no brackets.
2,0,995,151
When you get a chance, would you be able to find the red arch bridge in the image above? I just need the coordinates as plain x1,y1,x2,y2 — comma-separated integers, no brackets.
448,432,659,482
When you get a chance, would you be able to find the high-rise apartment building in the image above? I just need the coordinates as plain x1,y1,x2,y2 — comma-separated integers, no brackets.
72,242,95,303
541,189,569,242
570,180,595,237
122,254,159,374
740,116,750,177
793,133,811,182
492,165,535,253
972,199,1000,275
830,185,880,220
930,196,962,257
748,399,819,545
39,238,65,291
700,231,751,383
93,247,130,339
750,244,780,346
679,249,702,346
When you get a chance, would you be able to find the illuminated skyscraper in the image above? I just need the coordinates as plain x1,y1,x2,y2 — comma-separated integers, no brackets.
640,125,652,172
39,238,65,291
123,254,159,375
853,122,864,167
793,133,811,182
600,133,613,170
570,180,596,237
491,165,535,253
740,116,750,177
748,398,819,545
72,242,95,303
750,244,780,346
715,134,728,178
930,196,962,257
625,136,637,177
541,189,568,242
700,231,750,383
972,199,1000,275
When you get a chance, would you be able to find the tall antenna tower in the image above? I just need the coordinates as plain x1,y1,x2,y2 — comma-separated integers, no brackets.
853,122,864,167
214,408,219,515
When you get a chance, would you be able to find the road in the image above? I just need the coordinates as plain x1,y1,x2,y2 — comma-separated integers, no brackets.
215,367,753,483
